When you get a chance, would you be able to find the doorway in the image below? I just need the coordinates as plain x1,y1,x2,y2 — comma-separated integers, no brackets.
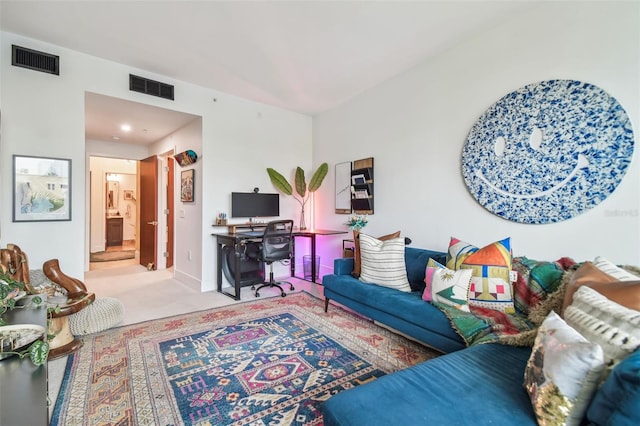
84,92,201,274
88,157,139,268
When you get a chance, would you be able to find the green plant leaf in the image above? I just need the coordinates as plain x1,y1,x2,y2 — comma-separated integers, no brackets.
28,340,49,366
308,163,328,192
294,167,307,198
267,168,293,195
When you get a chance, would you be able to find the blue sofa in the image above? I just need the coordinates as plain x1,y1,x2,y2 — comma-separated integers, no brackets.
321,246,640,426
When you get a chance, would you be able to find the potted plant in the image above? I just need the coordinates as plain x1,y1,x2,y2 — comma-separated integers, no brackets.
267,163,329,230
0,271,50,365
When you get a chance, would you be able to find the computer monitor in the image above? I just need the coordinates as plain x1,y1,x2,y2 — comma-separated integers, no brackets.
231,192,279,218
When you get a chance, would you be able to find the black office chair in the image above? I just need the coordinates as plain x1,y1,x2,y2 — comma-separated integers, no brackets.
252,220,295,298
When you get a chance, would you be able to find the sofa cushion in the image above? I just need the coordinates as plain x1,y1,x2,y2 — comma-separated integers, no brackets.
524,311,605,426
322,344,535,426
324,275,460,343
351,230,401,278
422,258,472,312
565,286,640,374
447,237,515,313
358,234,411,292
587,349,640,425
404,247,447,292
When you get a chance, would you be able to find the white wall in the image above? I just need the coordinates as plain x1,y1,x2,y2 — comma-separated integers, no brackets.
150,118,203,286
0,32,312,286
313,2,640,266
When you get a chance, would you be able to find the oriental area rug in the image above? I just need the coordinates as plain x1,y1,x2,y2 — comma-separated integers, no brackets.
52,291,440,426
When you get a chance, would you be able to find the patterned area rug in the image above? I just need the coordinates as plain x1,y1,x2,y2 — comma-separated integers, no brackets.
52,291,439,425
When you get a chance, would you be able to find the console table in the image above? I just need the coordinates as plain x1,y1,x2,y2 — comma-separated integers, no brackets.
0,300,49,425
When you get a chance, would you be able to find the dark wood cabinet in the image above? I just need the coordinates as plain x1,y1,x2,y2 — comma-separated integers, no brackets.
0,301,49,425
106,216,124,247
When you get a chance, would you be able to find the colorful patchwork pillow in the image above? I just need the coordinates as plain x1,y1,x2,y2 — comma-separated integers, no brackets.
358,233,411,292
446,237,515,313
422,258,472,312
524,311,605,426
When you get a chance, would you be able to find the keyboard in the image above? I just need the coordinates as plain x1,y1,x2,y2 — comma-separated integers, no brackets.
241,231,263,237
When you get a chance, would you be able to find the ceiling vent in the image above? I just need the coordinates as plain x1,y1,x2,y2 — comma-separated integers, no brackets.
12,45,59,75
129,74,174,101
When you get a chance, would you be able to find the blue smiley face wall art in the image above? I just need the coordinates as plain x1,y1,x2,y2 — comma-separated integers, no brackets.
462,79,635,224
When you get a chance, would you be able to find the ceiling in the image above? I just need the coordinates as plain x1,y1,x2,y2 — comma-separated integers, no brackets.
1,0,535,145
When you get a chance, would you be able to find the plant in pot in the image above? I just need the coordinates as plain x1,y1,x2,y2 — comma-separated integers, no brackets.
0,271,50,365
267,163,329,230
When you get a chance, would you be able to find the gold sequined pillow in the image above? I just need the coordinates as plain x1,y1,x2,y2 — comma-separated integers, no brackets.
524,311,605,426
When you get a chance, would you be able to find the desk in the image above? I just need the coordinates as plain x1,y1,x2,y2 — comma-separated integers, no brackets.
0,299,49,426
290,229,347,283
213,228,346,300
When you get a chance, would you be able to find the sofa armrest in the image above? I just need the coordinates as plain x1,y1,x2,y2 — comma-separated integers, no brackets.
333,258,355,276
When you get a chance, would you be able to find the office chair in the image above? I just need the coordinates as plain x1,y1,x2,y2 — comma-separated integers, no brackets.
252,220,295,298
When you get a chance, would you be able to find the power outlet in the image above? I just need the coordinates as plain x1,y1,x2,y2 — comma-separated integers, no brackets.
509,270,518,282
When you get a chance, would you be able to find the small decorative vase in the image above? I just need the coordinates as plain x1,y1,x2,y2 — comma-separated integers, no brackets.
299,205,307,230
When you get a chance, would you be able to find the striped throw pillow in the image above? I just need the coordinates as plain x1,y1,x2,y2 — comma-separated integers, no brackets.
358,233,411,292
592,256,640,281
565,286,640,375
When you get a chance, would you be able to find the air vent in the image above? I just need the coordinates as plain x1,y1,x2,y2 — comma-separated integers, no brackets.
129,74,174,100
12,45,59,75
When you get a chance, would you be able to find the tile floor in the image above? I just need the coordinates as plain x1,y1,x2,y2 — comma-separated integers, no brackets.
48,257,322,420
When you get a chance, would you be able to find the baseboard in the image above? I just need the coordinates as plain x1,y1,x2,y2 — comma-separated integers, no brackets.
173,269,201,292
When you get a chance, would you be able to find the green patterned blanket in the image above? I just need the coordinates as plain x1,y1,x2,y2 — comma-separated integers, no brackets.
436,256,575,347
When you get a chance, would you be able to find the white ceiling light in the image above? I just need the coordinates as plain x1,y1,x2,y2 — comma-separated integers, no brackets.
121,124,131,132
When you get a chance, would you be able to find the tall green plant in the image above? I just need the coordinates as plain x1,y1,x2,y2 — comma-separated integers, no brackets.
267,163,329,208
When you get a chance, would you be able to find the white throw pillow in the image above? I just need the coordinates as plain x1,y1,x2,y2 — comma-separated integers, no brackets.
592,256,640,281
564,286,640,374
422,258,472,311
358,233,411,292
524,311,605,426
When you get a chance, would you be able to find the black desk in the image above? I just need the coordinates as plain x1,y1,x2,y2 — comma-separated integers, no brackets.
0,299,49,426
290,229,347,282
213,228,346,300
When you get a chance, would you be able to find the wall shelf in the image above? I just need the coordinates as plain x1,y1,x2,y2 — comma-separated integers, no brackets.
351,157,374,214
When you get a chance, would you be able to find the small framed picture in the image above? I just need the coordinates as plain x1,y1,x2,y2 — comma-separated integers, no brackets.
181,169,194,202
354,189,369,199
351,174,366,185
13,154,71,222
123,190,134,200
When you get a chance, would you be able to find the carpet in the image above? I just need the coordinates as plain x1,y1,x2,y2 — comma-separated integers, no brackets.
52,291,439,426
90,250,135,262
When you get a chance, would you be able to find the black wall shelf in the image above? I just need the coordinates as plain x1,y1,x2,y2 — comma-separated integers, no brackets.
351,157,374,214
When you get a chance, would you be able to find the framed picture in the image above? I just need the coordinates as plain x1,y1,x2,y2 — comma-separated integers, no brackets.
13,155,71,222
181,169,194,202
123,190,134,200
351,174,366,185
